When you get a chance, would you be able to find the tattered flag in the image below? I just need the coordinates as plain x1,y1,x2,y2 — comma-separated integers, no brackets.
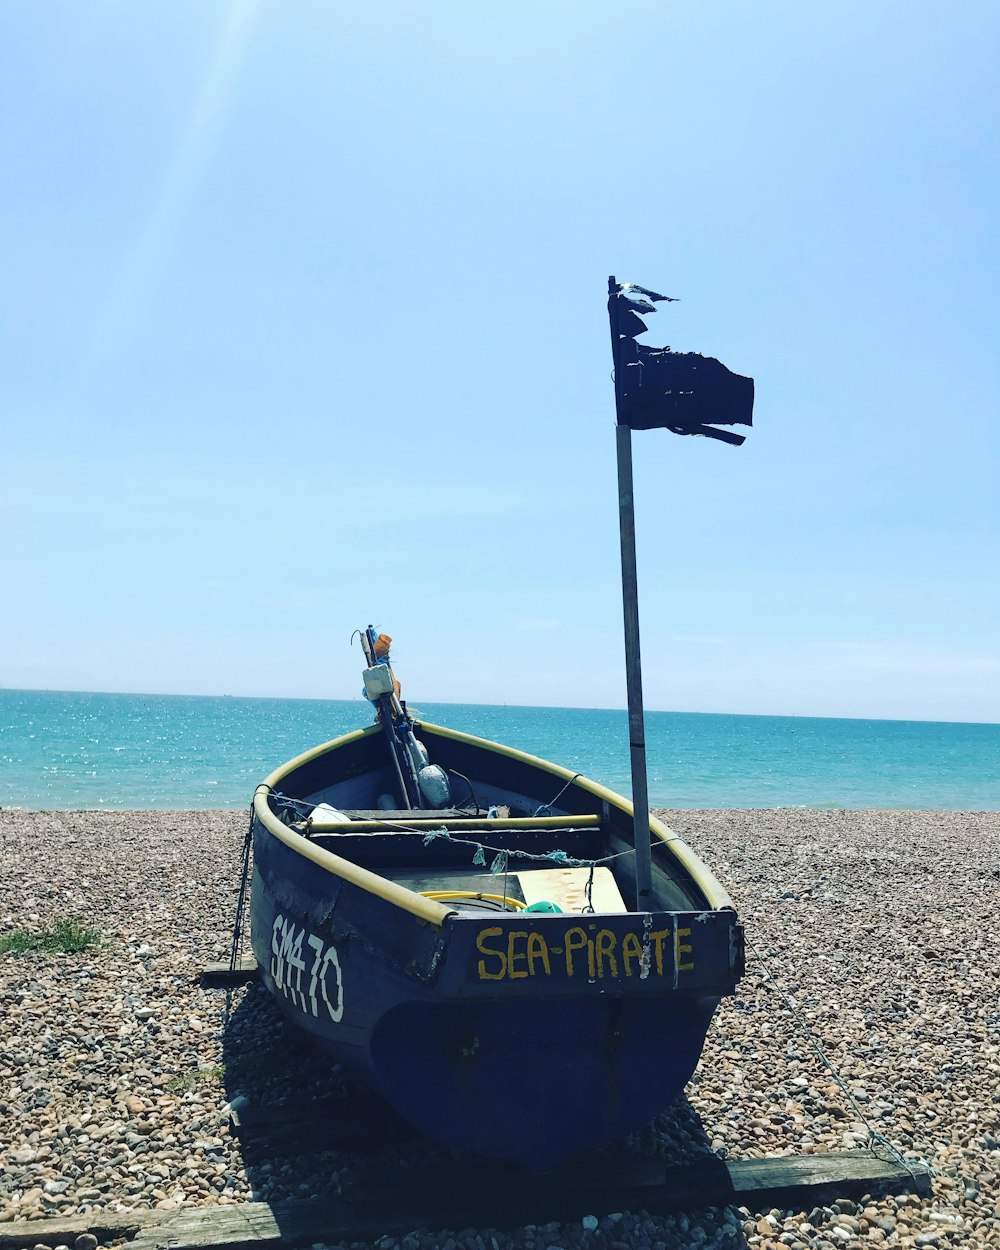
619,296,660,317
618,308,650,340
608,279,754,445
621,283,678,304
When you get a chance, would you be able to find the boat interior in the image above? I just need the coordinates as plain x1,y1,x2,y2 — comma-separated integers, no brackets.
267,742,706,915
259,630,722,917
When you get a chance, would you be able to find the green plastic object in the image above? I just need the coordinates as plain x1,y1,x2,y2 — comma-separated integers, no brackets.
524,900,562,913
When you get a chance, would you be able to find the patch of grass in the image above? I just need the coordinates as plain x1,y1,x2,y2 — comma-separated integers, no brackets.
165,1064,226,1093
0,917,102,956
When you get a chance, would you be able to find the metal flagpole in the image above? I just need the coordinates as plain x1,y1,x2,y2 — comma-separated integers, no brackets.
606,274,752,908
608,276,654,910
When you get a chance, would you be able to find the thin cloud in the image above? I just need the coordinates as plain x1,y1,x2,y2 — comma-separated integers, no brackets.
510,616,560,631
90,2,264,362
824,641,1000,676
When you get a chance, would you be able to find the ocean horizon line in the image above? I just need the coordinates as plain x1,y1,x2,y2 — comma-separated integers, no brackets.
4,688,999,811
2,684,998,730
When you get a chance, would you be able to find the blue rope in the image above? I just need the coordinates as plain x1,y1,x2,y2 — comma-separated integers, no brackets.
532,773,582,817
413,823,602,868
489,851,509,874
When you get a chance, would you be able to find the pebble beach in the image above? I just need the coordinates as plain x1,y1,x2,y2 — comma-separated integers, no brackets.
1,807,997,1249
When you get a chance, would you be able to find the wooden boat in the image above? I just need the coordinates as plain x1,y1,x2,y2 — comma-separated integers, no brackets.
248,631,744,1169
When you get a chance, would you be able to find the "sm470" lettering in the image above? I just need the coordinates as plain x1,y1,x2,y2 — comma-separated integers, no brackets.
270,914,344,1020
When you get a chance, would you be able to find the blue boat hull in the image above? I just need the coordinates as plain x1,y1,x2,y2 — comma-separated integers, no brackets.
248,722,743,1168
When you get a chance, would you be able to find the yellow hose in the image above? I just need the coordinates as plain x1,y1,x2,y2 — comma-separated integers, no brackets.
420,890,525,911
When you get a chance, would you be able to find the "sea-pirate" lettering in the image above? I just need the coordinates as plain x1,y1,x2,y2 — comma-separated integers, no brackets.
475,924,694,982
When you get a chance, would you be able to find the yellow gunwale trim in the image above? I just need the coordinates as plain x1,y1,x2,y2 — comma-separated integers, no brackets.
253,718,735,919
254,725,452,927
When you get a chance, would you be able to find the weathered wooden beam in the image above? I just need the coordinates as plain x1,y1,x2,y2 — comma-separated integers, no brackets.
719,1150,931,1205
129,1200,289,1250
199,957,259,988
344,1149,931,1227
0,1208,162,1250
4,1150,921,1250
225,1100,930,1208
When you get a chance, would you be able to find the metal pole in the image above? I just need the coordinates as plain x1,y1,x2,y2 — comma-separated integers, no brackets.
608,276,653,911
615,424,653,910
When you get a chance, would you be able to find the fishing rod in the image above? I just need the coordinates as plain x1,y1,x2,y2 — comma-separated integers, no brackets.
359,626,417,809
359,627,451,810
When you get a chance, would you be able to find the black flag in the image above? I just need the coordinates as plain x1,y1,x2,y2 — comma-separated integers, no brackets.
608,279,754,445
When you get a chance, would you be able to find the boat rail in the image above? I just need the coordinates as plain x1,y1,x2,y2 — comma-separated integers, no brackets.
298,813,603,833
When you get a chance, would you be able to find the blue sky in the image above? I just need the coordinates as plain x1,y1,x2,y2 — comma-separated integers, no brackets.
2,1,998,722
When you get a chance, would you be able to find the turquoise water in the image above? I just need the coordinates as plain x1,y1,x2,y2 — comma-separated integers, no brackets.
1,688,998,810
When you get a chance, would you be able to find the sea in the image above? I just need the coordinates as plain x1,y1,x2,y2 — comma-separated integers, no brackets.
1,688,998,811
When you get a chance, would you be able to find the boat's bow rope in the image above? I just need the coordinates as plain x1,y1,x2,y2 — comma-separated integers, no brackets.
224,797,257,1025
744,934,931,1187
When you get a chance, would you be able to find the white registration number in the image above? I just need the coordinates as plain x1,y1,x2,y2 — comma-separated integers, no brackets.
270,914,344,1021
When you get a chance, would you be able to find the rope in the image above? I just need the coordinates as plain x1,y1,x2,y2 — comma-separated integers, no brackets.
583,862,596,913
272,793,316,822
224,797,257,1025
745,935,929,1185
269,790,623,870
533,774,582,817
267,789,687,877
416,823,612,869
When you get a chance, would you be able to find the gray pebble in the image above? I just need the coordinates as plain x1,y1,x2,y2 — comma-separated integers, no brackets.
1,807,995,1249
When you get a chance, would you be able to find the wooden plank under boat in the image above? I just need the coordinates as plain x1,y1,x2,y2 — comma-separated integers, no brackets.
248,653,745,1170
